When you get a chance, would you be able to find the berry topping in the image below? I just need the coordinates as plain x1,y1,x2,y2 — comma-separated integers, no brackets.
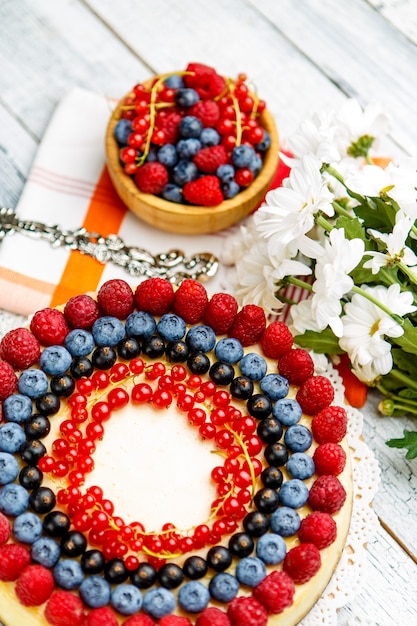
308,474,347,514
82,606,119,626
159,616,193,626
296,375,335,415
253,569,295,613
173,279,208,323
0,511,11,544
45,590,85,626
183,175,224,206
261,321,294,358
135,278,175,316
0,327,41,369
204,293,238,334
134,162,169,194
30,308,70,346
229,304,266,347
298,511,338,549
283,542,321,584
0,359,17,400
193,145,227,174
311,405,348,444
189,99,220,128
122,615,156,626
313,442,347,475
97,279,135,319
278,348,315,385
227,596,268,626
0,543,30,581
15,564,54,606
196,607,231,626
64,294,100,329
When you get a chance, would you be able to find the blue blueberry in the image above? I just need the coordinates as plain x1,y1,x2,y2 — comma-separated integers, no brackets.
143,587,176,619
31,536,61,568
284,424,313,452
175,88,199,108
172,159,198,185
0,422,26,453
80,575,111,608
217,164,235,183
272,398,302,426
286,452,315,479
164,74,184,89
186,325,216,353
256,532,286,564
239,353,267,381
65,329,95,357
2,394,33,424
0,452,19,485
235,557,266,587
13,511,43,542
54,559,84,589
177,138,201,159
208,572,239,603
114,118,133,145
221,180,240,199
157,314,186,341
111,583,143,615
157,143,178,167
279,478,309,508
270,506,301,537
40,345,72,376
125,311,156,339
92,316,125,347
18,369,49,398
200,127,220,146
248,153,263,176
232,144,256,168
162,183,184,203
260,374,289,400
145,146,158,162
178,580,210,613
256,129,271,152
214,338,244,364
178,115,203,139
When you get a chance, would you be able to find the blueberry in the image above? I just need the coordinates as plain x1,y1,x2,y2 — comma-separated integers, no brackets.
279,478,309,508
39,345,72,376
175,87,199,108
162,183,184,203
157,314,187,341
0,422,26,453
0,452,19,484
256,532,286,564
2,394,33,424
92,316,125,347
142,587,176,619
18,369,49,398
236,557,266,587
31,537,61,568
111,583,143,615
270,506,301,537
286,452,315,479
177,138,202,159
157,143,178,167
200,127,220,146
272,398,302,426
164,74,184,89
173,159,198,185
248,153,263,176
145,146,158,162
217,164,235,182
126,311,156,339
65,329,95,357
178,115,203,138
79,575,111,608
239,353,267,381
209,572,239,603
54,559,84,589
232,144,256,168
284,424,313,452
114,118,133,145
256,129,271,152
221,180,240,199
260,374,289,400
186,325,216,353
214,338,244,364
178,580,210,612
13,511,43,542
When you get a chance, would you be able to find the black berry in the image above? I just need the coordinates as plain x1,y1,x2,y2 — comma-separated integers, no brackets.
209,361,235,385
91,347,117,370
254,487,280,513
19,465,43,490
117,337,141,360
183,555,207,579
166,340,190,363
71,356,94,378
187,351,210,374
35,393,60,416
24,414,51,440
206,545,232,571
228,532,254,558
247,393,272,419
142,336,165,358
257,417,283,443
81,549,106,574
29,487,56,513
50,374,76,397
61,531,87,557
157,563,184,589
130,562,157,589
230,375,254,400
261,466,283,489
104,558,129,584
264,442,289,466
243,511,269,537
43,511,71,537
20,439,46,465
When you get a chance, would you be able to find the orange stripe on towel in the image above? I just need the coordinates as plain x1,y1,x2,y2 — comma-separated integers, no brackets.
50,166,127,307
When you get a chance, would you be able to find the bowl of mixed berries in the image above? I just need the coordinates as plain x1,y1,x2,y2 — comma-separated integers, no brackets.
105,62,279,234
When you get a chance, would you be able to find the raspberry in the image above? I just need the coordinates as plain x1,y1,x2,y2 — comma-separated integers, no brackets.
30,307,70,346
196,607,231,626
0,359,18,400
159,617,193,626
0,543,30,581
283,543,321,584
183,175,224,206
173,279,208,323
184,62,217,91
229,304,266,347
134,162,169,194
134,277,175,316
15,564,54,606
227,596,268,626
311,405,348,444
260,321,293,359
204,293,238,334
82,607,118,626
208,72,228,98
308,475,347,514
64,294,100,329
296,375,335,415
193,145,228,174
190,99,220,127
0,327,41,369
298,511,337,549
313,442,347,475
253,570,295,614
0,512,11,545
278,348,315,385
156,111,182,144
97,279,134,319
45,590,85,626
122,616,155,626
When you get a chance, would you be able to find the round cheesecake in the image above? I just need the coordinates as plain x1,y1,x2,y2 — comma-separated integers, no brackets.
0,278,353,626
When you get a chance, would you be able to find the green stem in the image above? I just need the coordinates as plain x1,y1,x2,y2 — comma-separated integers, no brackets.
286,276,314,292
351,284,404,325
398,261,417,287
322,164,364,204
332,200,353,219
315,214,333,232
376,383,417,407
387,368,417,393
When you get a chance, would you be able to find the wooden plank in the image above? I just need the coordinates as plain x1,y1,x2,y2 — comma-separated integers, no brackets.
367,0,417,45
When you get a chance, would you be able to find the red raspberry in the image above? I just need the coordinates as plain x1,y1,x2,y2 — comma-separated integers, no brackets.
64,294,100,329
45,590,85,626
283,542,321,584
97,279,134,319
278,348,315,385
196,607,231,626
253,570,295,614
313,442,347,475
82,607,118,626
296,375,335,415
0,359,18,400
30,307,70,346
308,474,347,514
190,99,221,127
227,596,268,626
156,111,182,144
173,279,208,323
229,304,266,347
208,72,228,98
122,616,155,626
0,512,11,545
193,145,228,174
184,62,217,90
0,544,30,581
134,277,175,316
260,321,293,359
134,162,169,194
15,564,54,606
0,328,41,369
204,293,238,334
311,405,348,444
159,616,193,626
183,175,224,206
298,511,337,549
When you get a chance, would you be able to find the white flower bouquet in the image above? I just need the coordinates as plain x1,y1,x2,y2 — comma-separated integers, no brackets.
226,99,417,458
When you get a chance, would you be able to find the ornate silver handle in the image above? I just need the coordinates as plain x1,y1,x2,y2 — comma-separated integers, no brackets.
0,207,219,284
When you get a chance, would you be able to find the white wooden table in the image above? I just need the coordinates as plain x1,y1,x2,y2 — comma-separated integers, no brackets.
1,1,417,623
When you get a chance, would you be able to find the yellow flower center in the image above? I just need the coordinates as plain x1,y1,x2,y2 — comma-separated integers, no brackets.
370,319,381,336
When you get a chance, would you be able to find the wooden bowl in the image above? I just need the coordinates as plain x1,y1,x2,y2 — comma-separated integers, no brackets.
105,94,279,235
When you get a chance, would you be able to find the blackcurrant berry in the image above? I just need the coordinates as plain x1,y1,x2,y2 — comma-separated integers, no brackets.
29,486,56,514
257,417,283,444
247,393,272,419
19,465,43,490
254,487,280,513
104,558,129,584
81,549,106,574
142,336,165,358
50,374,76,397
209,361,235,386
261,466,283,489
117,337,141,360
20,439,46,465
61,531,87,557
165,340,190,363
206,545,232,571
25,414,51,440
230,375,254,400
264,442,289,467
35,393,60,416
157,563,184,589
228,532,254,558
130,562,157,589
183,555,207,579
243,511,269,537
91,347,117,370
187,352,210,375
43,511,71,537
71,356,94,378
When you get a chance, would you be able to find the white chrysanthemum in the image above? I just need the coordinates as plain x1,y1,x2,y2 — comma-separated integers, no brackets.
336,99,391,154
285,110,341,165
289,298,320,336
364,214,417,274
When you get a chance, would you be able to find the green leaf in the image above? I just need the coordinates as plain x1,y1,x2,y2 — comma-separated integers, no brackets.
386,429,417,459
335,216,367,242
293,328,344,354
394,319,417,354
391,347,417,377
353,196,396,231
398,389,417,399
